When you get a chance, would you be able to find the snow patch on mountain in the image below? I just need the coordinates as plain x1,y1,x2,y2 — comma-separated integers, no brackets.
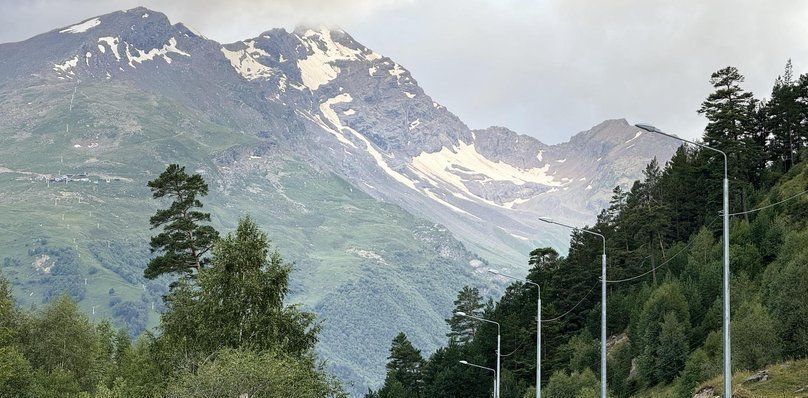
625,130,643,144
296,29,361,90
411,141,561,189
98,37,121,60
221,46,273,80
126,37,189,66
60,17,101,34
53,56,79,77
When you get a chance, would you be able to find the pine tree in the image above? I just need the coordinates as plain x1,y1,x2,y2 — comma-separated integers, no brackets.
144,164,219,280
698,66,763,210
765,60,807,172
446,286,484,344
385,333,424,397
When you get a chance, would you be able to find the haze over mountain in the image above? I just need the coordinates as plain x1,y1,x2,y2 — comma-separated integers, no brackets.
0,7,678,394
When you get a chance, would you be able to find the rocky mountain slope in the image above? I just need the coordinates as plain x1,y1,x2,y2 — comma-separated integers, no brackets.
0,7,677,394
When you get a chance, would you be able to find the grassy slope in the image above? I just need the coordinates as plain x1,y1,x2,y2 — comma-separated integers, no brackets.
630,359,808,398
0,81,491,394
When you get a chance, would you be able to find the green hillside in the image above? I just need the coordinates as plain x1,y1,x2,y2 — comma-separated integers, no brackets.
0,80,492,393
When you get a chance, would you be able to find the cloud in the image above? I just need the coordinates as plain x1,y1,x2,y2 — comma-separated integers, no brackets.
2,0,806,142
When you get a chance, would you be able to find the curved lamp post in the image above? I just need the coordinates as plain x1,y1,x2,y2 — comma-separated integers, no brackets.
456,312,501,398
459,360,496,397
538,217,607,398
635,123,731,398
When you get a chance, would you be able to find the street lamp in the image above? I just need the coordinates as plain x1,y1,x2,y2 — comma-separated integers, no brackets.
459,360,496,398
537,217,607,398
635,123,731,398
489,268,541,398
456,311,501,398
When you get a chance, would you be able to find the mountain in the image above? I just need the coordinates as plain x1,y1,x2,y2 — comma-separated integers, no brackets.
0,7,677,394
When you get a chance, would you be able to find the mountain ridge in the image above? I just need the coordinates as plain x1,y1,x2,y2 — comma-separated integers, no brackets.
0,6,679,395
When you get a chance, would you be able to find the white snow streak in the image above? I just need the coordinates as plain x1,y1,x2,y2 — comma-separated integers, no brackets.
98,37,120,60
127,37,189,65
296,29,361,90
60,18,101,34
320,94,473,216
221,46,273,80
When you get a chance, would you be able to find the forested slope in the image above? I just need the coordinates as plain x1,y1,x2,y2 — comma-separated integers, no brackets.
368,63,808,398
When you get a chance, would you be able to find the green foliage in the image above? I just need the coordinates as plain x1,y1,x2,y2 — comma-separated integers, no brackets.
567,330,597,373
0,346,32,397
676,349,713,398
145,164,219,280
732,299,781,370
655,312,688,383
0,217,344,398
165,348,345,398
160,217,318,358
544,369,598,398
446,286,485,345
21,295,105,391
382,332,425,397
762,227,808,358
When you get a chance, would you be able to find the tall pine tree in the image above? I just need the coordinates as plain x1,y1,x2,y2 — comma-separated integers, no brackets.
145,164,219,280
446,286,485,345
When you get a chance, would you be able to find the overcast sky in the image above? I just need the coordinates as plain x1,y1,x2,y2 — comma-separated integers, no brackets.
2,0,807,143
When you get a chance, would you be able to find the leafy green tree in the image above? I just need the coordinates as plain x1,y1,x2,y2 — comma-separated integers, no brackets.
676,349,713,398
165,348,345,398
655,312,688,383
635,281,690,386
145,164,219,280
160,217,318,357
0,346,33,397
29,368,82,398
567,330,597,373
731,299,781,370
21,296,103,392
446,286,485,345
544,369,598,398
763,228,808,357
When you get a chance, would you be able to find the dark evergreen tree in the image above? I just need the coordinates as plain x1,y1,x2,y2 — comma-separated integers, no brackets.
698,66,763,211
144,164,219,280
446,286,485,345
384,333,425,397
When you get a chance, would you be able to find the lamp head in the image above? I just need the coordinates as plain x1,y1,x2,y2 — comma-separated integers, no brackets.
635,123,662,134
488,268,500,275
455,311,467,317
459,360,468,365
538,216,553,222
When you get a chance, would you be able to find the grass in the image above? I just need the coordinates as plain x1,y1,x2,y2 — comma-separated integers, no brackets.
698,359,808,398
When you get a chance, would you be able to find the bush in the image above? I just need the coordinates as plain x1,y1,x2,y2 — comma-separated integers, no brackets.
732,299,781,370
544,368,598,398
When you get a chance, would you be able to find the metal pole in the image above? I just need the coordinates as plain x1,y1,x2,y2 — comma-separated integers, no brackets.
537,290,541,398
488,269,541,398
459,361,496,397
601,252,607,398
723,176,731,398
496,332,501,398
634,123,731,398
537,218,606,398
